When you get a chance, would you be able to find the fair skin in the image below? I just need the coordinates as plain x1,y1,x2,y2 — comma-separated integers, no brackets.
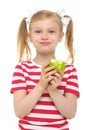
14,18,77,119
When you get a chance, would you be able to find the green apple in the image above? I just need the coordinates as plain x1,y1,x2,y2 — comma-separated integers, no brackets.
49,58,65,71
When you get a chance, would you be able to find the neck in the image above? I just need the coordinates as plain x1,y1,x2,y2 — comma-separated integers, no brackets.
33,52,55,66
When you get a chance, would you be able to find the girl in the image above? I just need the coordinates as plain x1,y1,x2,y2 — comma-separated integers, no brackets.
10,10,80,130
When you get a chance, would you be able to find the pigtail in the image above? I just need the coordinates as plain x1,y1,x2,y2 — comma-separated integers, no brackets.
17,17,31,62
65,16,74,64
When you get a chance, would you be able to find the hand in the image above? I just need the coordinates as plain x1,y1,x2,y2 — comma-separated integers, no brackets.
38,62,57,90
47,71,64,91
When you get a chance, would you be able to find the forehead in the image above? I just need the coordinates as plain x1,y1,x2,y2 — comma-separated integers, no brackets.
30,18,58,29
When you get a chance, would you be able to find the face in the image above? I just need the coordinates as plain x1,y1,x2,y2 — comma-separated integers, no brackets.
29,18,63,54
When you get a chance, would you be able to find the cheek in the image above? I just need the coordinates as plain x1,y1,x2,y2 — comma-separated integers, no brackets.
55,35,61,43
30,35,39,42
52,36,59,43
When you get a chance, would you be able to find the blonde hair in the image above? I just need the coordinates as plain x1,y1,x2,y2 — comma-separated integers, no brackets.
17,10,74,63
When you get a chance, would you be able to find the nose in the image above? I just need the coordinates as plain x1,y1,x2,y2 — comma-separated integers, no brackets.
41,32,48,40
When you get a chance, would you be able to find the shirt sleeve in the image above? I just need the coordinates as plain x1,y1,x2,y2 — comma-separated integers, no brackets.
10,62,27,94
65,65,80,98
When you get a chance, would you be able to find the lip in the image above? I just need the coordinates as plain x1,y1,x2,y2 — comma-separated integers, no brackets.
40,42,51,46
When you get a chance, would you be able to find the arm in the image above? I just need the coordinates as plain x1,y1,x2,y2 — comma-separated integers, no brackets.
47,70,78,119
13,84,44,119
47,88,77,119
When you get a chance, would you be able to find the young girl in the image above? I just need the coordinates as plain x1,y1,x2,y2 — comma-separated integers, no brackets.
10,10,80,130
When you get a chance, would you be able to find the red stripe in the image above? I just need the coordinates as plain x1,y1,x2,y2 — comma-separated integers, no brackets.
43,120,68,128
10,87,26,93
42,93,50,97
12,80,25,84
58,85,66,89
25,77,39,83
27,71,41,75
65,88,80,97
27,85,34,89
15,64,22,69
21,62,39,69
13,72,24,77
68,75,78,79
24,65,39,69
31,108,61,114
37,100,54,105
23,116,66,123
67,81,78,87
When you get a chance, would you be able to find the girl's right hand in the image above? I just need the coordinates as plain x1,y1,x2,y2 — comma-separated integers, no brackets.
38,62,57,90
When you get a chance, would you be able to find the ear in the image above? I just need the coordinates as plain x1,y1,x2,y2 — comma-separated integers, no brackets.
59,32,64,42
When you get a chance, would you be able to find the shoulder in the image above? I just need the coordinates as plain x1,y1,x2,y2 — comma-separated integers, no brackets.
14,60,32,69
65,62,77,73
14,60,41,72
64,62,78,79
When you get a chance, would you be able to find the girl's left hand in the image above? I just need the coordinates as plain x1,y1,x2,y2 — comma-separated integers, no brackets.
47,71,64,91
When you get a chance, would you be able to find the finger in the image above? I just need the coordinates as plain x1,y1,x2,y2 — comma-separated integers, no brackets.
55,71,64,79
57,70,64,77
42,61,50,68
50,79,57,86
54,73,61,78
46,66,56,73
46,69,57,78
47,75,54,82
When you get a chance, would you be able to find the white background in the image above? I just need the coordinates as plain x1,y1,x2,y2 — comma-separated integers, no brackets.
0,0,86,129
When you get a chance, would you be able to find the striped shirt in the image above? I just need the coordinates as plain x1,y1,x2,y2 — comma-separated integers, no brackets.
10,60,80,130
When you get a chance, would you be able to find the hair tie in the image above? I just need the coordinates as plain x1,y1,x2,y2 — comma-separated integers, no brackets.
25,9,37,31
57,9,70,26
25,9,37,24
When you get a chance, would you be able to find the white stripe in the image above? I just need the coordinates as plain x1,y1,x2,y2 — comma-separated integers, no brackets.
43,89,64,94
63,73,77,79
39,97,51,101
28,113,63,119
60,81,66,86
12,76,25,81
68,78,78,83
21,124,60,130
35,105,57,110
24,73,40,79
69,71,77,75
12,83,26,88
39,97,53,102
14,68,23,73
67,84,79,91
26,81,37,85
66,65,74,70
29,120,65,125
